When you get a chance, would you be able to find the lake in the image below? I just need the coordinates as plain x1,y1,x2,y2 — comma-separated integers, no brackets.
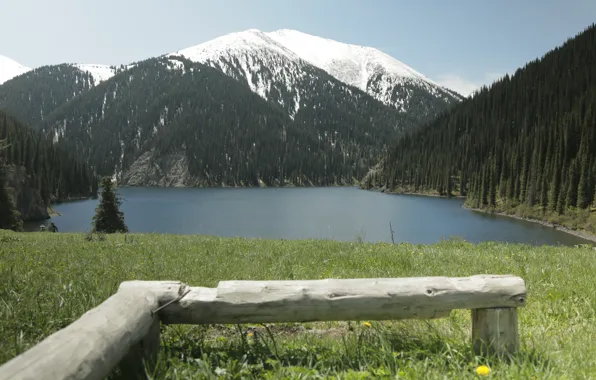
31,187,591,246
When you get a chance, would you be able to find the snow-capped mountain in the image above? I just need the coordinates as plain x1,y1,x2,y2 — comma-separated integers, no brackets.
0,55,31,85
171,29,462,120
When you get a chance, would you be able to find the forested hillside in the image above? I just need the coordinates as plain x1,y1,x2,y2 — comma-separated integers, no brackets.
0,65,99,127
41,56,417,187
364,24,596,231
0,110,97,222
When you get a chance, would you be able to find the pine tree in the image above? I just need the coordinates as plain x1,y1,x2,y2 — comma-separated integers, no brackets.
577,140,591,209
92,177,128,233
0,140,23,231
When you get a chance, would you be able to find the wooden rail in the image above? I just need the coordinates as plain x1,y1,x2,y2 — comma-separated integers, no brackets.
0,275,527,380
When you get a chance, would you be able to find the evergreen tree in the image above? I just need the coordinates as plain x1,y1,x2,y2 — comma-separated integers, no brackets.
0,140,22,231
92,177,128,233
0,110,96,220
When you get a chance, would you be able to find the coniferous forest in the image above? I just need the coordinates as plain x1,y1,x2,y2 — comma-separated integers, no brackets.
0,110,97,222
363,24,596,231
0,65,99,127
37,57,420,187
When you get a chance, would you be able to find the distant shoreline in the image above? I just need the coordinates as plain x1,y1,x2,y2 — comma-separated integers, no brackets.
362,186,465,199
464,205,596,244
364,186,596,244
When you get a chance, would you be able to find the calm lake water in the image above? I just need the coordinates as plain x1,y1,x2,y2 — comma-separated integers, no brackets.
31,187,591,246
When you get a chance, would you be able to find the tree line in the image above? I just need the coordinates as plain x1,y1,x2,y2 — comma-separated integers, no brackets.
0,110,97,229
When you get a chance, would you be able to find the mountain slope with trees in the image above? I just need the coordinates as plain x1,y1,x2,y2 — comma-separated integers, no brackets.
0,65,98,127
363,24,596,234
0,110,97,222
41,56,419,187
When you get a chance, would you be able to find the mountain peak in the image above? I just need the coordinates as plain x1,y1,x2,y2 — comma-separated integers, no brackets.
0,55,31,85
173,28,301,66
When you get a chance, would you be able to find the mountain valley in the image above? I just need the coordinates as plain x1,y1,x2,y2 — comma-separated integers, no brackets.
0,29,462,188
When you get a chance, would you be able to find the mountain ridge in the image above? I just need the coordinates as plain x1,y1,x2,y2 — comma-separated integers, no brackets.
170,28,463,115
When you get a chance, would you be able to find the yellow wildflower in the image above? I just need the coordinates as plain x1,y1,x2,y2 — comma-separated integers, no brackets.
476,365,491,376
247,331,254,337
362,321,372,328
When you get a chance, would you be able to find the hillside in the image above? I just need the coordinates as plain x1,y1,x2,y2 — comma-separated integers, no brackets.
363,24,596,233
41,56,418,186
0,110,97,221
0,64,116,127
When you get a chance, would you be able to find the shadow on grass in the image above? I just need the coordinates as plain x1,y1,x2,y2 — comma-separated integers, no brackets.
148,324,553,378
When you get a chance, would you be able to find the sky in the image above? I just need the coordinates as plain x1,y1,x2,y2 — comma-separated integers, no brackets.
0,0,595,96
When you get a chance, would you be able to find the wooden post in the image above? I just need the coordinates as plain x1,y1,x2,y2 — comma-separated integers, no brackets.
471,307,519,357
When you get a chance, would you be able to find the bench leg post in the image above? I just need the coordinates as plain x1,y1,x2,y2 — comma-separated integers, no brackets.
115,313,161,379
471,307,519,357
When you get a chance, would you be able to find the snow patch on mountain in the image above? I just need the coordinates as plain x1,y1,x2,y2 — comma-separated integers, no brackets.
268,29,438,88
267,29,461,108
0,55,31,85
72,64,115,85
175,29,299,65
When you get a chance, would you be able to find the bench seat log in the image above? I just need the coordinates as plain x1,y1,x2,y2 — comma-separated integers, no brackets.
0,289,160,380
121,275,526,325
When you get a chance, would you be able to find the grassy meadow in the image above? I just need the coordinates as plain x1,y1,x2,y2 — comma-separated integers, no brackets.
1,231,595,379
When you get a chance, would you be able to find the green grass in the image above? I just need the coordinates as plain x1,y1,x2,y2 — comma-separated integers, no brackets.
1,231,595,379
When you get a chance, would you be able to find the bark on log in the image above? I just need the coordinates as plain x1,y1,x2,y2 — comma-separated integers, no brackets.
147,275,526,324
118,280,186,304
115,311,161,379
0,289,160,380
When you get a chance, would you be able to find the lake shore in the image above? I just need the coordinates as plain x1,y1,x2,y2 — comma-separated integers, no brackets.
364,186,596,244
47,207,62,217
463,204,596,244
361,186,466,199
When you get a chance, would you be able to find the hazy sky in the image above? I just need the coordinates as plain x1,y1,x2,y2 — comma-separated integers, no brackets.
1,0,594,95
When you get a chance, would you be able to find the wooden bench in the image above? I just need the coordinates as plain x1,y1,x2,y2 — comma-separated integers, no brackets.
0,275,527,380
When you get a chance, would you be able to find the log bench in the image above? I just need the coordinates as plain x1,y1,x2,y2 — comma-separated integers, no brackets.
0,275,527,380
